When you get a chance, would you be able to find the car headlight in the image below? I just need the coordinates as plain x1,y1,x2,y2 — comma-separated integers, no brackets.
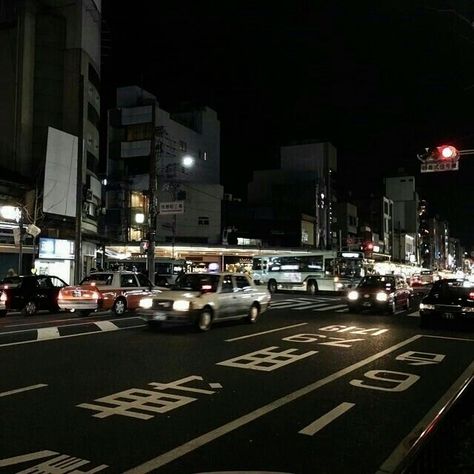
376,292,388,302
419,303,435,310
348,290,359,301
173,300,191,311
139,298,153,309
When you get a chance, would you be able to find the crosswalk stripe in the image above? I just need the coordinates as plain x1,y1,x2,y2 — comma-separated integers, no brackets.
313,304,347,312
292,302,329,310
335,308,349,313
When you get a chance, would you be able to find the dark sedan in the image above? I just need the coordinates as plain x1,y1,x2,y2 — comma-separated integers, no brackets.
0,275,68,316
419,278,474,327
347,274,412,314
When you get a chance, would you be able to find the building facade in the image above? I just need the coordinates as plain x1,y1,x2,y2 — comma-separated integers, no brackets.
104,86,223,250
0,0,102,280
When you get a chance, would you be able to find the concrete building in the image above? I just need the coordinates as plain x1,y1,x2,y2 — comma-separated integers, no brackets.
0,0,102,279
104,86,223,249
333,202,358,250
385,176,420,263
247,141,337,248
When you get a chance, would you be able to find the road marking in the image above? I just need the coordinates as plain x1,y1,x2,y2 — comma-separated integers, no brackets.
313,304,347,312
335,308,349,313
0,383,48,398
270,301,308,309
37,327,60,340
377,360,474,474
225,323,308,342
292,302,329,311
423,334,474,342
299,402,355,436
0,324,145,348
0,451,58,467
124,335,422,473
407,311,419,317
94,321,119,332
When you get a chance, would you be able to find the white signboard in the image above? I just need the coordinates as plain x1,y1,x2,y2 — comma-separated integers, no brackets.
43,127,78,217
159,201,184,215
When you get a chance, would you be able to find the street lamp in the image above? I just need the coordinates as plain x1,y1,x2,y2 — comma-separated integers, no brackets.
182,155,194,168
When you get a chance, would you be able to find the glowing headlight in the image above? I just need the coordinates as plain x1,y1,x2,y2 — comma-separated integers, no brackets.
139,298,153,309
173,300,191,311
347,290,359,301
419,303,435,310
376,292,388,302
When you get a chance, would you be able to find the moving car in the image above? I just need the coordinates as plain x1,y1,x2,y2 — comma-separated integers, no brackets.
347,274,412,314
138,272,271,331
419,278,474,327
57,271,157,317
0,275,68,316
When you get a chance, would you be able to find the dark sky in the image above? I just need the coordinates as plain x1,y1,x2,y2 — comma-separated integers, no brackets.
101,1,474,247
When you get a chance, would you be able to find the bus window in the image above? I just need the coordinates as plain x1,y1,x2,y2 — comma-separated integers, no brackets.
325,258,335,275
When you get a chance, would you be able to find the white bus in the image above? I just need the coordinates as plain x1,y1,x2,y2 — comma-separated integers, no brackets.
252,251,367,294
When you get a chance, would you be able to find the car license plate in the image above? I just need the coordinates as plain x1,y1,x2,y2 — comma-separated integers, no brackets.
363,302,372,307
442,313,454,320
73,290,82,297
153,312,167,321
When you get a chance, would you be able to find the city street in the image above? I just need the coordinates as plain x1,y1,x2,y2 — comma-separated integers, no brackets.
0,293,473,474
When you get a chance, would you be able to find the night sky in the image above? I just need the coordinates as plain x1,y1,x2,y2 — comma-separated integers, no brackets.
101,1,474,247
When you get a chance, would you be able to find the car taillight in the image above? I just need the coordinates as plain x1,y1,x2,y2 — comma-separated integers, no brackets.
469,292,474,300
92,291,100,299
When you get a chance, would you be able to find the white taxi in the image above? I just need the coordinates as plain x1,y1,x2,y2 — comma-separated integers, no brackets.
138,272,271,331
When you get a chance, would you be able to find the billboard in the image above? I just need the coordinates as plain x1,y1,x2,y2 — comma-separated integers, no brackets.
39,238,75,260
43,127,78,217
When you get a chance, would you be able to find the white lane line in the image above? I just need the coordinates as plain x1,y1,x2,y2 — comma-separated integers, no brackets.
299,402,355,436
422,335,474,342
377,360,474,474
0,324,146,348
0,451,59,467
124,335,422,474
0,383,48,398
225,323,308,342
313,304,347,312
36,327,60,340
94,321,119,332
292,302,329,311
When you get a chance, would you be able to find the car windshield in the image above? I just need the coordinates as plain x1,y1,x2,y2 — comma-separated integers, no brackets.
80,273,113,285
173,273,219,292
429,279,474,297
358,275,394,289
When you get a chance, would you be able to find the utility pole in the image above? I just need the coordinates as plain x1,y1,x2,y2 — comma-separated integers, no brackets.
74,74,84,284
147,104,159,283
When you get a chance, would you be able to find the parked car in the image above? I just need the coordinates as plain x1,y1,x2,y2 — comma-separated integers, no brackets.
138,272,271,331
57,271,158,317
347,274,412,314
0,275,68,316
419,278,474,327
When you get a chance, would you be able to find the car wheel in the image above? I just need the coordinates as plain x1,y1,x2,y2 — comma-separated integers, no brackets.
307,280,318,295
247,304,260,324
0,310,6,317
112,298,127,316
268,280,277,294
22,301,37,316
196,308,212,331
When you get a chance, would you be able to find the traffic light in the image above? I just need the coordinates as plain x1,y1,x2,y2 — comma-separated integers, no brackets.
434,145,458,160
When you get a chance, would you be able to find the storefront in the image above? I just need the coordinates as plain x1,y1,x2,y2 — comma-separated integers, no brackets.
35,237,75,284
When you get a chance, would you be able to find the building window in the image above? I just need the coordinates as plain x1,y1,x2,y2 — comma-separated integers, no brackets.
198,216,209,225
87,103,100,129
179,140,187,152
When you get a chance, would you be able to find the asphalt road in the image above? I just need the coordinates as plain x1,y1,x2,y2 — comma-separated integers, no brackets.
0,293,473,474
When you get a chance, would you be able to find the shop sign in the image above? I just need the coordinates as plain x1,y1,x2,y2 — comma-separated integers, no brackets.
39,238,75,260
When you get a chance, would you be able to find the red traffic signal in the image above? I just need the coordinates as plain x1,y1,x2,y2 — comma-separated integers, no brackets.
435,145,458,160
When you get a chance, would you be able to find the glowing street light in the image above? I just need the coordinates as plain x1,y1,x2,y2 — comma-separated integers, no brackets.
182,155,194,168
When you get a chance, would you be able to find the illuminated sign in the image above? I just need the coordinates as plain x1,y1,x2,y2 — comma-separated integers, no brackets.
39,238,75,260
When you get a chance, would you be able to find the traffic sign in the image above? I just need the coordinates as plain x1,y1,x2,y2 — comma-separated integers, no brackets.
159,201,185,215
420,160,459,173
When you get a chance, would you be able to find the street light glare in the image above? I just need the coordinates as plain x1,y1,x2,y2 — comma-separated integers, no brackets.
182,155,194,168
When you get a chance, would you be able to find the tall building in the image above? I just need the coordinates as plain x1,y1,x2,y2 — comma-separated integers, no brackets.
247,141,337,248
0,0,102,280
104,86,223,249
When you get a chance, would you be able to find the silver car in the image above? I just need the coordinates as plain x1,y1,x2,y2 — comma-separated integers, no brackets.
138,272,271,331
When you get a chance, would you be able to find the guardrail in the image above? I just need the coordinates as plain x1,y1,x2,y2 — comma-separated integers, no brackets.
377,368,474,474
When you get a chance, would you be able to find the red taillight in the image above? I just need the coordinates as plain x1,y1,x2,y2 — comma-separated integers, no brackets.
469,292,474,300
92,291,100,299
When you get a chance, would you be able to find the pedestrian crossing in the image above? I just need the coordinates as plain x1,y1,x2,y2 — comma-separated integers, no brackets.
270,296,421,316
